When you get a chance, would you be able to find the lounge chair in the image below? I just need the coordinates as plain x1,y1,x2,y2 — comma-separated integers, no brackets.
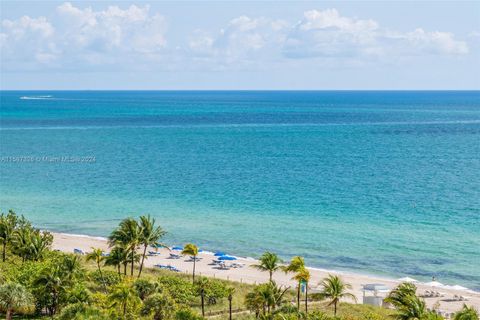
73,248,84,255
186,256,202,262
166,266,181,272
231,263,245,268
218,263,231,270
168,253,182,259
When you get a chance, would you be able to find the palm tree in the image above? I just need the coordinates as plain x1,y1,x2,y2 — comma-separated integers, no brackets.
293,268,310,314
245,281,289,317
0,282,34,320
86,247,107,292
10,225,32,263
109,218,142,276
105,246,126,275
29,230,53,261
141,293,177,320
226,287,235,320
454,304,479,320
138,215,167,278
108,281,141,317
60,254,84,284
32,265,66,316
384,282,418,309
0,210,18,262
392,294,429,320
282,256,305,311
182,243,199,283
252,252,282,282
318,274,357,316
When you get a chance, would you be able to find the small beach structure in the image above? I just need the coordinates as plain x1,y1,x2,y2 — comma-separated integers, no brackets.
362,284,390,307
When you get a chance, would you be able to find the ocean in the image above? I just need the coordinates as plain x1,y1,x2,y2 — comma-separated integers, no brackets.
0,91,479,289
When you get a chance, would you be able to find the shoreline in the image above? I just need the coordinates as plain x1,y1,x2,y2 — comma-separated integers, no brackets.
51,231,480,314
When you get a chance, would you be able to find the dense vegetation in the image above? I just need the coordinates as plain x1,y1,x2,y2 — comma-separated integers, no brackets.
1,210,478,320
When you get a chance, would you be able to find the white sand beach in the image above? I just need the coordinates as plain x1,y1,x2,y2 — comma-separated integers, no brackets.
52,232,480,314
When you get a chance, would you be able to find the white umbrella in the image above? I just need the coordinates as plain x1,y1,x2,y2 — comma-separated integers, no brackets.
424,281,444,287
398,277,418,283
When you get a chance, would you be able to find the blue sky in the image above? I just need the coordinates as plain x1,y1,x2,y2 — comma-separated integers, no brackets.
1,1,479,89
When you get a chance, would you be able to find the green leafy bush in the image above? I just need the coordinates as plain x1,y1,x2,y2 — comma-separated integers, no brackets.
89,269,121,287
175,307,205,320
158,275,195,304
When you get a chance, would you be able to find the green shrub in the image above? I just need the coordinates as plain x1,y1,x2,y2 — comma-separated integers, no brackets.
141,292,177,320
158,275,195,304
58,303,110,320
66,283,92,304
307,311,335,320
89,269,121,287
199,278,227,305
175,307,205,320
134,278,157,300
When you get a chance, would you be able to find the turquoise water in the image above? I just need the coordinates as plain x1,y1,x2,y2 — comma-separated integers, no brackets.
1,91,479,289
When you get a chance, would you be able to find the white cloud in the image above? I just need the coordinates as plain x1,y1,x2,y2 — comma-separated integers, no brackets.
401,28,469,55
0,4,473,72
56,2,166,54
283,9,468,59
1,2,167,70
188,16,289,67
1,16,57,66
300,9,378,32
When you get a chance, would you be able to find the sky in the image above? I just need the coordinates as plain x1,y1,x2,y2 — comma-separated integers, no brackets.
1,1,479,90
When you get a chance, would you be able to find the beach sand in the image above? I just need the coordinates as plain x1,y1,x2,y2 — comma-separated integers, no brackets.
52,232,479,314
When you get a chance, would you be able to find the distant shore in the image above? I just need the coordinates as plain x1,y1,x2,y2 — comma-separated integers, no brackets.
51,231,480,314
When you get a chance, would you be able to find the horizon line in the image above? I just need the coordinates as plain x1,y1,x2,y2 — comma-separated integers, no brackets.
1,89,480,92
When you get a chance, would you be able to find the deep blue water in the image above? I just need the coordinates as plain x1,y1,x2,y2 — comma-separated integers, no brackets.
1,91,479,289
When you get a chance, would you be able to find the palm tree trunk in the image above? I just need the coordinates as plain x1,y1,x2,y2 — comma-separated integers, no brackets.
201,290,205,317
123,262,127,275
334,301,337,316
123,302,127,316
305,282,308,314
297,283,300,311
98,263,107,293
117,264,121,275
6,308,13,320
130,247,134,276
2,242,6,262
229,298,232,320
138,244,147,278
192,256,196,283
269,270,272,282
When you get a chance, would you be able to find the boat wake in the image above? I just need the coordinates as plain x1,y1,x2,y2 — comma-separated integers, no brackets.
20,95,54,100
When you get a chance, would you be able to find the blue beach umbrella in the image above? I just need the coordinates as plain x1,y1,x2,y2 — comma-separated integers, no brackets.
172,246,183,251
218,255,237,261
214,251,227,256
